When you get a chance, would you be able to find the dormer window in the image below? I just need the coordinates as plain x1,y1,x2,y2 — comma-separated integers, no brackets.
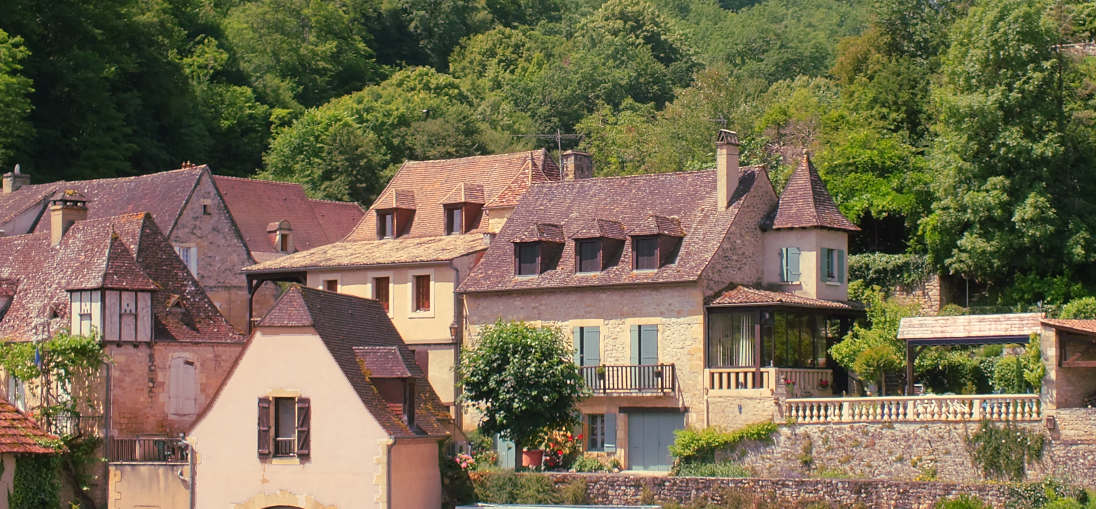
445,206,463,235
374,189,416,239
267,220,293,253
441,183,485,235
569,219,625,274
627,215,685,271
516,243,540,276
634,236,659,270
512,223,564,276
577,239,601,273
378,211,394,238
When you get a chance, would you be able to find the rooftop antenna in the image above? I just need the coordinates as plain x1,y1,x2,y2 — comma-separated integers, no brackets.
512,129,584,168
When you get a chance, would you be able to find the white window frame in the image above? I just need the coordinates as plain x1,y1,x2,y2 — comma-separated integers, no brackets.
408,269,436,318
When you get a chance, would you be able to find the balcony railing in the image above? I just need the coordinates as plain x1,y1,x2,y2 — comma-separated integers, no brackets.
706,367,834,396
274,437,296,457
580,364,675,394
109,437,189,463
43,412,103,438
782,394,1043,424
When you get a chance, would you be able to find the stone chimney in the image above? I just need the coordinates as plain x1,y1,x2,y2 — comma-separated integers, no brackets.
49,189,89,246
561,150,593,180
2,164,30,194
716,130,740,209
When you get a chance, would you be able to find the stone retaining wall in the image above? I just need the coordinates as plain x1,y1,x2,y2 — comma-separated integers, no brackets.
537,473,1015,508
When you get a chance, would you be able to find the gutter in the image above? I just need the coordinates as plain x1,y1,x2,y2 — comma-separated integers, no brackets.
385,439,395,509
449,257,465,432
242,257,477,275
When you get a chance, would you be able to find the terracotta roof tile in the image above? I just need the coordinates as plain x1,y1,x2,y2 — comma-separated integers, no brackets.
512,223,565,243
569,218,626,240
212,175,364,255
708,286,863,311
771,155,859,232
628,214,684,237
0,213,243,343
354,346,413,378
441,183,486,205
1041,318,1096,336
258,287,450,438
0,182,61,226
0,396,60,454
347,150,558,241
897,313,1044,341
458,167,770,293
243,234,487,273
485,155,559,209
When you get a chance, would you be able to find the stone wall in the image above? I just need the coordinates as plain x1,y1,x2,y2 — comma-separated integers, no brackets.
522,473,1019,508
894,274,946,316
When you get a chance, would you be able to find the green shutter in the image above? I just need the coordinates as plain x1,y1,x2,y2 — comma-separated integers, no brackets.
640,325,659,365
779,248,788,282
584,327,600,366
604,412,617,453
573,327,581,364
822,248,833,280
789,248,801,282
630,325,640,365
837,250,845,283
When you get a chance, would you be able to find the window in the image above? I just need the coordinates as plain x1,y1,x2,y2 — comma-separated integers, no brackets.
445,206,464,235
168,357,197,417
822,248,845,283
516,243,539,276
377,212,394,239
6,376,25,411
707,312,757,368
413,275,430,312
258,396,310,459
174,245,198,276
630,325,659,365
373,277,390,312
324,279,338,292
201,199,211,215
587,414,605,451
573,326,600,366
761,311,830,368
278,233,289,252
634,237,658,270
779,247,801,283
576,239,601,273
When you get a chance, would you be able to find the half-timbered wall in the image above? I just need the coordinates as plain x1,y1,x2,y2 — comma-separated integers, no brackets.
102,290,152,342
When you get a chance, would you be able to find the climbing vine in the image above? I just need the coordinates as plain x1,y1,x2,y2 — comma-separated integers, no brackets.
965,421,1046,481
9,454,61,509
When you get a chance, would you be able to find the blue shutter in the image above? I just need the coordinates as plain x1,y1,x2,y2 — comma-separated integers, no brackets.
583,327,600,366
779,248,788,282
573,327,581,364
604,412,617,453
630,325,640,365
789,248,801,282
838,250,846,283
640,325,659,365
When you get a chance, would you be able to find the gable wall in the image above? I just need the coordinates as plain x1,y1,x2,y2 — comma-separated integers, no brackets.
0,197,48,235
168,171,254,330
699,177,778,297
189,327,391,509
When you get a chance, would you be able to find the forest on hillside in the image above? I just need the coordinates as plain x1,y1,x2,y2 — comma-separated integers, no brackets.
2,0,1096,306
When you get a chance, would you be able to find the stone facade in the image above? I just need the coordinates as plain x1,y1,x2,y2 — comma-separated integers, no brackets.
894,274,950,316
698,176,776,297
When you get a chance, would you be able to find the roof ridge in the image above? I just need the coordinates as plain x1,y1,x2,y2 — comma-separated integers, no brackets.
526,165,766,185
403,149,546,165
65,166,206,185
212,174,307,187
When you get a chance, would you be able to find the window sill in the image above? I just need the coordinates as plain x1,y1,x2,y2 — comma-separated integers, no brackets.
779,281,802,287
408,311,435,319
823,281,841,287
271,456,300,465
632,269,658,273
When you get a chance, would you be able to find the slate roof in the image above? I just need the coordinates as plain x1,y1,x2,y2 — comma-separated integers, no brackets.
570,218,626,240
242,234,486,273
898,313,1043,341
212,176,364,255
257,287,451,438
1041,319,1096,336
629,214,684,237
770,155,859,232
345,150,559,241
0,182,58,227
354,346,413,378
0,396,60,454
458,167,771,293
709,286,863,311
0,213,243,343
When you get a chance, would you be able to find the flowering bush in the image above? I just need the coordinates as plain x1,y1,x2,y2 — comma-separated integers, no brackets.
818,379,830,389
455,452,476,470
541,430,583,470
782,377,796,386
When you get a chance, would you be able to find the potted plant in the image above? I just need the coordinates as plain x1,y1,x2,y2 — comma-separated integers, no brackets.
818,379,830,390
596,365,606,379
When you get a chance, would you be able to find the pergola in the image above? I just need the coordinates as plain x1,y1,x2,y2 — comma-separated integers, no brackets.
897,313,1044,395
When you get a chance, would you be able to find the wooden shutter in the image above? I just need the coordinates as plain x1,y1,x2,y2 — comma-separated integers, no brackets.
573,327,582,364
789,248,801,281
640,325,659,365
603,412,617,453
257,397,272,457
414,275,430,311
583,328,600,366
296,397,311,457
837,250,846,283
630,326,640,365
779,248,788,282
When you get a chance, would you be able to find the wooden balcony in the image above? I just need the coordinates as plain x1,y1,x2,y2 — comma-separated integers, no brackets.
580,364,675,394
109,437,189,463
706,367,833,395
782,394,1042,424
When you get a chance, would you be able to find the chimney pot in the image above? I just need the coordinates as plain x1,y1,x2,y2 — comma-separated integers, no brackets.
716,130,740,209
561,150,593,180
2,164,30,194
49,189,89,246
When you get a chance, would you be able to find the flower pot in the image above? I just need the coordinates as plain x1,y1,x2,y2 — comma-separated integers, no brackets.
522,449,544,467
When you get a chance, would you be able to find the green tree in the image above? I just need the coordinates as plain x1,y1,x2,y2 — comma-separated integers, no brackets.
830,285,917,395
392,0,490,70
459,320,586,469
0,28,32,169
1059,296,1096,319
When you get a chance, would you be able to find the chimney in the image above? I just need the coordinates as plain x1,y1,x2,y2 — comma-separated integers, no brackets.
49,189,89,246
2,164,30,194
561,150,593,180
716,130,740,209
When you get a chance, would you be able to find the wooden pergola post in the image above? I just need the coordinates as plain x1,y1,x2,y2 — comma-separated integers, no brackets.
905,342,919,396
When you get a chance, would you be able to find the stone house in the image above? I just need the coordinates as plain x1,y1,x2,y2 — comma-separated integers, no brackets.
457,131,862,470
242,149,575,415
0,164,363,330
0,192,246,505
0,394,60,508
185,286,451,509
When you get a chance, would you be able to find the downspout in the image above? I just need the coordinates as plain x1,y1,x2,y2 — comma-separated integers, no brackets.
104,362,112,460
449,258,465,433
386,439,395,509
187,437,196,509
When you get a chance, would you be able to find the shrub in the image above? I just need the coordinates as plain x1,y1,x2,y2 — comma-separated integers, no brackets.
935,494,991,509
674,461,752,477
472,472,558,504
439,440,475,508
572,455,607,472
669,421,777,464
559,479,589,504
966,421,1045,481
1006,478,1091,509
1059,297,1096,319
848,253,932,290
466,430,497,469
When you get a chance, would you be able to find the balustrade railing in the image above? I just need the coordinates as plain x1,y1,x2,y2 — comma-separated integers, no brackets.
580,364,675,393
706,368,771,390
783,394,1042,424
43,412,103,438
274,437,297,457
109,437,189,463
707,367,832,394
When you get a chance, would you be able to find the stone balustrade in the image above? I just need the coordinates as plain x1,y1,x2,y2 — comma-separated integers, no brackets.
706,367,832,394
783,394,1042,423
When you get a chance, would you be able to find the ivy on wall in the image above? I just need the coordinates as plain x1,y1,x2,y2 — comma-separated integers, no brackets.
9,454,60,509
848,253,932,291
965,421,1045,482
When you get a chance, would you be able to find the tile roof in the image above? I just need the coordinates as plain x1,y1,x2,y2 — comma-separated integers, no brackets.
0,396,60,454
1041,318,1096,336
485,155,559,209
258,287,451,438
628,214,684,237
242,234,487,273
458,167,771,293
354,346,413,378
709,286,864,311
441,183,486,205
212,176,364,255
0,182,59,227
570,218,626,240
0,213,243,343
897,313,1044,341
770,155,860,232
512,223,565,243
346,150,558,241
